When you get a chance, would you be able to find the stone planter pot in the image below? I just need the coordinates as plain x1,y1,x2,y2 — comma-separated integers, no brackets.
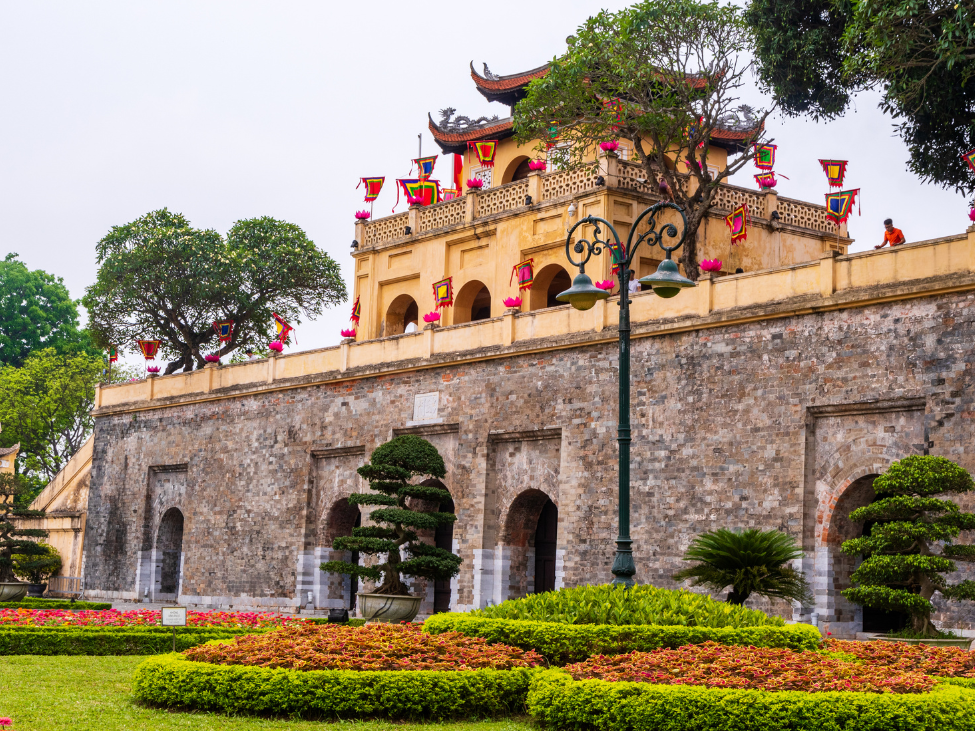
357,593,421,623
0,582,28,602
26,583,47,598
884,635,974,650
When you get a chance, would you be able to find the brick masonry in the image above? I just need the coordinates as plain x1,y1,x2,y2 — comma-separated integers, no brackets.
83,290,975,633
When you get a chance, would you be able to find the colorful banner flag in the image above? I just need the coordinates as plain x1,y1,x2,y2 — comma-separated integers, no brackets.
395,179,442,209
509,259,535,290
606,241,626,276
453,153,463,194
137,339,161,360
725,204,749,244
350,296,361,324
413,156,438,181
433,277,454,309
273,312,293,343
212,320,234,343
357,177,385,202
442,188,459,201
108,346,118,363
824,189,860,224
468,140,498,167
963,149,975,173
819,159,848,188
753,143,776,170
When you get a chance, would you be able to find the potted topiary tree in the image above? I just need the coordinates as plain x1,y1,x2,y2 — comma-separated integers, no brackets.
13,542,62,597
322,435,460,623
0,474,49,602
842,455,975,646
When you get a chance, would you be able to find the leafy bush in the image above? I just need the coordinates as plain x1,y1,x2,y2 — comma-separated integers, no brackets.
12,541,61,584
0,599,111,610
565,641,934,693
0,608,303,627
826,639,975,678
184,623,543,671
134,655,537,720
471,584,784,626
527,669,975,731
0,625,274,655
423,614,822,665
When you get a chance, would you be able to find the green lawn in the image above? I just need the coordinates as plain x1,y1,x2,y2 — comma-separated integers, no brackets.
1,656,533,731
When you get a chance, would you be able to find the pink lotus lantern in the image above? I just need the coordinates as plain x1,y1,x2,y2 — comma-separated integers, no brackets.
355,210,371,220
595,280,615,291
407,196,424,207
146,366,161,374
466,178,484,189
599,140,620,152
268,340,284,352
700,259,723,273
502,296,522,308
528,160,547,172
968,208,975,223
422,311,441,323
204,353,220,363
340,328,356,338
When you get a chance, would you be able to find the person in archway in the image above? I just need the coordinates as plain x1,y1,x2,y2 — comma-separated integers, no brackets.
628,271,640,294
875,219,905,249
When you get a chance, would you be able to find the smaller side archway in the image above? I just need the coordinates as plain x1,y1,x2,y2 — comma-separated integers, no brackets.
384,295,419,336
501,489,559,598
321,499,362,611
156,508,184,601
501,155,532,184
530,264,572,311
454,281,492,324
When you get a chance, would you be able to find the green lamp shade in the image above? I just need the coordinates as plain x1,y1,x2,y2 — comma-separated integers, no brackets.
639,258,697,298
556,272,610,311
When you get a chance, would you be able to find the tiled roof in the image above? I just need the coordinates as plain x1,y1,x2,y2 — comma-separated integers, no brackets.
428,114,515,154
470,62,550,92
0,444,20,458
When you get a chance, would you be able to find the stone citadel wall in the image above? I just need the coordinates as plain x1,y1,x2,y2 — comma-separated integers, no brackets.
82,283,975,635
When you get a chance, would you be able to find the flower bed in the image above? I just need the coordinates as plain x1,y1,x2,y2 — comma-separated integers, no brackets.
565,642,934,693
0,599,111,611
0,608,302,628
826,638,975,678
0,626,275,655
184,622,543,671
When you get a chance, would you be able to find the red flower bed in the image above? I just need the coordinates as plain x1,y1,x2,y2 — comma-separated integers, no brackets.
826,638,975,678
565,642,935,694
0,608,303,628
183,622,544,672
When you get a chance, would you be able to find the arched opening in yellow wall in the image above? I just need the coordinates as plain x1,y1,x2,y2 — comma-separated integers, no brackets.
384,294,419,336
530,264,572,310
501,155,532,184
453,281,492,324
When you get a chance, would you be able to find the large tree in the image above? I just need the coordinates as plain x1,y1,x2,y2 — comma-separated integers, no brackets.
83,210,347,373
514,0,773,279
0,254,92,367
747,0,975,194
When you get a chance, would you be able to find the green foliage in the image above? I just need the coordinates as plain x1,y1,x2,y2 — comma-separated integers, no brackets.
514,0,771,278
0,253,93,368
0,625,268,655
423,614,821,666
0,473,47,583
133,655,536,720
0,347,103,485
672,528,811,605
471,584,784,627
746,0,975,194
0,599,111,610
82,209,346,373
321,435,459,596
526,669,975,731
842,456,975,637
12,541,61,584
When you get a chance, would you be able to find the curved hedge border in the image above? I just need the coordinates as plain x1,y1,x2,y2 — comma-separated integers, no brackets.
527,669,975,731
0,626,274,655
0,599,112,610
423,614,823,665
133,655,537,720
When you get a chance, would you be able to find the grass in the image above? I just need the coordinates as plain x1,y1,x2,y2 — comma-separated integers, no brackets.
0,655,534,731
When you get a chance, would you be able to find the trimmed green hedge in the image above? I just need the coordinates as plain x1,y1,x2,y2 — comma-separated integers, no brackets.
0,599,112,610
423,614,823,665
0,625,274,655
527,669,975,731
133,654,536,720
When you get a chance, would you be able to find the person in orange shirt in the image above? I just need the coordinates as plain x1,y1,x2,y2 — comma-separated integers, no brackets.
875,218,906,249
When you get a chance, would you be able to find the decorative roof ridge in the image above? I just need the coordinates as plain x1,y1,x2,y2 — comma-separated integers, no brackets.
428,113,514,148
429,109,512,135
470,60,551,83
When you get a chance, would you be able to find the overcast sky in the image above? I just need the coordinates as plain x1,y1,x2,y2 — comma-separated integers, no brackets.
1,1,968,357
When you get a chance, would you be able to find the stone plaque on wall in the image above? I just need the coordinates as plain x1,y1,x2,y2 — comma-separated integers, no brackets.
411,392,440,425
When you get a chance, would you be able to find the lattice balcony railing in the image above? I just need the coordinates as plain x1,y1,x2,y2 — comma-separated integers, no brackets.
416,198,465,234
477,179,530,217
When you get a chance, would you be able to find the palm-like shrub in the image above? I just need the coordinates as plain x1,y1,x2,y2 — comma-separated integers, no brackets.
672,529,810,605
321,435,460,596
841,455,975,637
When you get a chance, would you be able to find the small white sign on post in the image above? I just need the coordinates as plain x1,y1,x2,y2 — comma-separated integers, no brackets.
161,606,186,652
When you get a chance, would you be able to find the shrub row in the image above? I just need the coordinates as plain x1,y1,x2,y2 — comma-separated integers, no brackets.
0,599,112,610
133,655,536,720
423,614,823,665
0,625,273,655
526,669,975,731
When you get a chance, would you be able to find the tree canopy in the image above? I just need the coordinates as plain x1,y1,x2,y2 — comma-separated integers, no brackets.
514,0,772,278
82,210,347,373
0,473,48,584
0,254,92,368
746,0,975,193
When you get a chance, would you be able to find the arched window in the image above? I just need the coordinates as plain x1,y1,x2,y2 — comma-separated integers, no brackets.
530,264,572,311
156,508,184,599
502,155,532,184
384,295,419,336
454,281,492,324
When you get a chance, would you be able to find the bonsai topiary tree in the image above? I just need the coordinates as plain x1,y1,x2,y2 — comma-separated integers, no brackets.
13,542,61,585
842,455,975,638
672,528,811,605
321,435,461,596
0,473,49,584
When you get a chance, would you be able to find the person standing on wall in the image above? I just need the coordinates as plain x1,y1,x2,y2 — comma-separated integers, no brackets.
875,219,906,249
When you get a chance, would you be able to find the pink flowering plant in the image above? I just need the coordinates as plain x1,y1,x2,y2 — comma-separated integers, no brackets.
0,608,305,628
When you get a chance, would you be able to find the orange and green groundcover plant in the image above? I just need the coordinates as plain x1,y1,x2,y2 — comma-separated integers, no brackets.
565,641,939,693
0,608,303,628
183,623,543,671
825,638,975,678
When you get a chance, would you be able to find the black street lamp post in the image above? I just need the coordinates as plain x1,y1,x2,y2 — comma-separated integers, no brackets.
557,202,695,587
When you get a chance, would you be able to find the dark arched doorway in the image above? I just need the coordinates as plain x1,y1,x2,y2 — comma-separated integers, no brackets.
384,294,419,336
323,499,362,611
502,155,532,183
157,508,184,599
530,265,571,310
433,496,455,613
533,499,558,594
454,281,492,324
860,490,908,633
